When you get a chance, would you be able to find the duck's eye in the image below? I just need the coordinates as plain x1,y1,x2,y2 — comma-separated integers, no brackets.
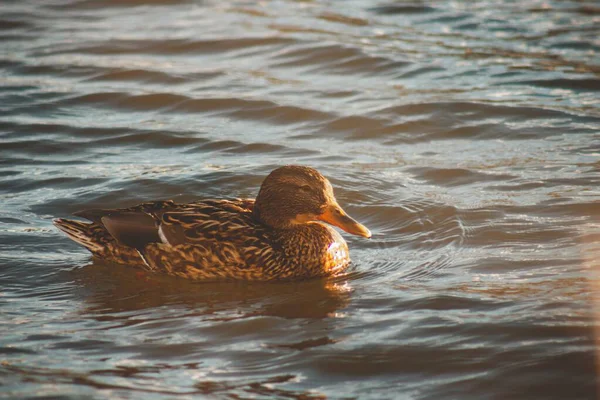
298,185,312,193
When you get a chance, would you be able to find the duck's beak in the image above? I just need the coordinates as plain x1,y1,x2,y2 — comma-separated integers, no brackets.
317,203,371,238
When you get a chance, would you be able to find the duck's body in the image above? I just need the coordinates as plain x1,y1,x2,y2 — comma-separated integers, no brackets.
54,166,370,281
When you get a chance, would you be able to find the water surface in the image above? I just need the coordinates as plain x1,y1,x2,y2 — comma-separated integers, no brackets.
1,0,599,398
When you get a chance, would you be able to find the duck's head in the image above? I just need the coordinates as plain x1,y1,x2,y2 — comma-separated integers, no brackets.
253,165,371,238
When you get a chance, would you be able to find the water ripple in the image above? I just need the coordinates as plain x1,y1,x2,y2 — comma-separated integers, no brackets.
1,0,598,398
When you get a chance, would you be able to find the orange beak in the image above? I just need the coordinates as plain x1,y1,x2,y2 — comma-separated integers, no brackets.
317,203,371,238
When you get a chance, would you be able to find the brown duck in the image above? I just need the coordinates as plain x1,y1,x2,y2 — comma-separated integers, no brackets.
54,165,371,281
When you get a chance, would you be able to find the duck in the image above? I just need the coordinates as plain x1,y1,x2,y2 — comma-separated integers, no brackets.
54,165,371,281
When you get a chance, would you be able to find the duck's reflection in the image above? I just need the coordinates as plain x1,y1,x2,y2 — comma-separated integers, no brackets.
72,261,352,321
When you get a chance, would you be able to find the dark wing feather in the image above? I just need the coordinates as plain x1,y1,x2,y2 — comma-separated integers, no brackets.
101,212,159,250
72,200,178,249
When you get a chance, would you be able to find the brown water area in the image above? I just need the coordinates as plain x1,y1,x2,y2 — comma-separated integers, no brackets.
1,0,599,398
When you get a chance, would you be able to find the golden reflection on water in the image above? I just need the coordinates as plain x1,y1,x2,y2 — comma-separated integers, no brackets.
74,262,352,320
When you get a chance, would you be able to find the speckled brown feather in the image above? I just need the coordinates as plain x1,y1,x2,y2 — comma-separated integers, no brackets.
54,198,350,281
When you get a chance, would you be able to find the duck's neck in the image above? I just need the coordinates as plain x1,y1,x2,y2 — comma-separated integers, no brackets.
252,203,295,230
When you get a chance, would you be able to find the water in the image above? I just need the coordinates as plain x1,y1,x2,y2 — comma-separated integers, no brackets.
1,0,599,398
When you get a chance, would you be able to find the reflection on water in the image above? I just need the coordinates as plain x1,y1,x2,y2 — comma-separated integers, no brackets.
1,0,599,398
75,263,351,320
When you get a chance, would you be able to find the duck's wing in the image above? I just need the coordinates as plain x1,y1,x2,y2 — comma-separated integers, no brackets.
54,200,180,266
137,201,272,280
154,207,256,245
73,199,256,246
95,198,255,246
55,199,256,271
62,200,176,253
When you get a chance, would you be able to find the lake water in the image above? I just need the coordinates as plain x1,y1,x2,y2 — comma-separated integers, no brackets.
1,0,599,398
